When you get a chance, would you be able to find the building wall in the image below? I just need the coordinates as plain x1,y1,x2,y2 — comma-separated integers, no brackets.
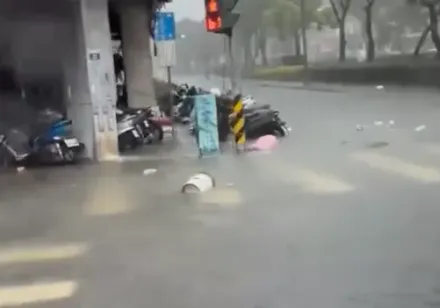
0,0,71,129
0,0,118,159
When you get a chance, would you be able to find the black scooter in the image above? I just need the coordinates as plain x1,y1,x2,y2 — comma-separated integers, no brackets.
244,109,289,139
116,110,143,152
118,106,164,144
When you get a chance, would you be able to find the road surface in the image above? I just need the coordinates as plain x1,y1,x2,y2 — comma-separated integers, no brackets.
1,77,440,308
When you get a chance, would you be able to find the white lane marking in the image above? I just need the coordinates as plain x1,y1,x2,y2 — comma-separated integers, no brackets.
256,158,355,194
423,143,440,155
198,188,243,207
85,201,133,216
0,243,88,265
84,178,133,216
351,151,440,183
0,281,77,307
282,168,355,194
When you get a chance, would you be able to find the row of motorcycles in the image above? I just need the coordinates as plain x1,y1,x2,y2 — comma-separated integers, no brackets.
171,84,291,141
116,105,170,152
0,105,171,167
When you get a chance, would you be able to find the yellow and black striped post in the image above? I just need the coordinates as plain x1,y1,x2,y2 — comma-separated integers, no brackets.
230,95,246,151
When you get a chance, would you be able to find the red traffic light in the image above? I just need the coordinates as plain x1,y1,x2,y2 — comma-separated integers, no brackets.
205,15,222,31
204,0,222,32
205,0,220,13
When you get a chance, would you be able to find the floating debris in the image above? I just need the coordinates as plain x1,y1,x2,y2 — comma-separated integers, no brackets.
366,141,389,149
143,168,157,176
415,125,426,132
356,124,364,131
182,173,215,193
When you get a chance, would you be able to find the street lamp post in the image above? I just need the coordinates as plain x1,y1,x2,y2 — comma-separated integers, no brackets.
300,0,308,69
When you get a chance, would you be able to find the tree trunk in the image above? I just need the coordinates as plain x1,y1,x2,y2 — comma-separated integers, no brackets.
293,30,301,56
365,3,375,61
258,32,268,66
339,19,346,61
253,33,259,61
414,25,430,56
427,4,440,58
243,37,253,72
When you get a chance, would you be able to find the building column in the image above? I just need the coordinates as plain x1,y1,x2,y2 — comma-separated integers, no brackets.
119,2,156,108
64,0,118,160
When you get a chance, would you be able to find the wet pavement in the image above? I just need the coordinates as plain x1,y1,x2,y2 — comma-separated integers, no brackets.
2,77,440,307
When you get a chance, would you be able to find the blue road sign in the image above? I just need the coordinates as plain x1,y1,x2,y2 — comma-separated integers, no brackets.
154,12,176,41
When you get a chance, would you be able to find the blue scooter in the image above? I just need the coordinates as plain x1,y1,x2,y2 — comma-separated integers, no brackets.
30,118,85,164
0,117,85,166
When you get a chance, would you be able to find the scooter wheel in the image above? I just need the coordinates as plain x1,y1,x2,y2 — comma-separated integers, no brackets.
130,134,139,149
148,121,164,142
61,143,75,163
272,126,286,137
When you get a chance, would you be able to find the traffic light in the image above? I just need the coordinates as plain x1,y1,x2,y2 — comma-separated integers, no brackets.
204,0,222,32
204,0,239,35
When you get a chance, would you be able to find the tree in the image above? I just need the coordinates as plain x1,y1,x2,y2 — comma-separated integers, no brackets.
263,0,322,57
364,0,376,61
263,0,302,55
233,0,268,69
408,0,440,58
329,0,353,61
316,6,339,29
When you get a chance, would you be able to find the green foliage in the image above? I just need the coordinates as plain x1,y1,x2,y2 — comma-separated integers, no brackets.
260,0,323,39
263,0,300,39
233,0,267,35
315,6,339,29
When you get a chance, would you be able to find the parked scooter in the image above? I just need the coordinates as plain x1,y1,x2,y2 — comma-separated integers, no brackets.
175,83,291,140
116,109,143,152
239,95,290,138
0,114,85,166
244,109,290,139
117,106,164,144
33,118,84,163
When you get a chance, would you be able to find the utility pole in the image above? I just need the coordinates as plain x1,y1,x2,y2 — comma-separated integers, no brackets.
222,36,227,91
227,31,237,93
300,0,308,68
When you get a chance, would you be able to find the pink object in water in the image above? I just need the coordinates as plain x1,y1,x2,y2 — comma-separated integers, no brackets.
247,135,279,151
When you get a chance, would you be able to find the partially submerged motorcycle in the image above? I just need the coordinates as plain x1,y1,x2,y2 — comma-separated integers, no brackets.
0,110,85,166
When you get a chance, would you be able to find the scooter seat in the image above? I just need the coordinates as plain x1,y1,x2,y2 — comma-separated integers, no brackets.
244,105,271,113
245,109,274,119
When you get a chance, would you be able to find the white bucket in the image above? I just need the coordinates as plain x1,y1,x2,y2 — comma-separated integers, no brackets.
181,173,215,193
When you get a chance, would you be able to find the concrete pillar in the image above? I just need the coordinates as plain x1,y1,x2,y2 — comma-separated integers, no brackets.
119,2,156,108
64,0,118,160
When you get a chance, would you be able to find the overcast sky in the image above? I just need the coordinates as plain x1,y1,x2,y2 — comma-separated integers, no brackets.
165,0,204,21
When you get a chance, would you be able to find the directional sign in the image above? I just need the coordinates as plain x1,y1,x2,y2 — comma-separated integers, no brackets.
154,12,176,41
194,94,220,157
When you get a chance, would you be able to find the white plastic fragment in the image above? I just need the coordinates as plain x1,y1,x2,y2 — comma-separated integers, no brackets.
374,121,384,126
16,166,25,173
388,120,395,127
143,168,157,176
356,124,364,131
182,173,215,193
415,125,426,132
376,85,384,90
